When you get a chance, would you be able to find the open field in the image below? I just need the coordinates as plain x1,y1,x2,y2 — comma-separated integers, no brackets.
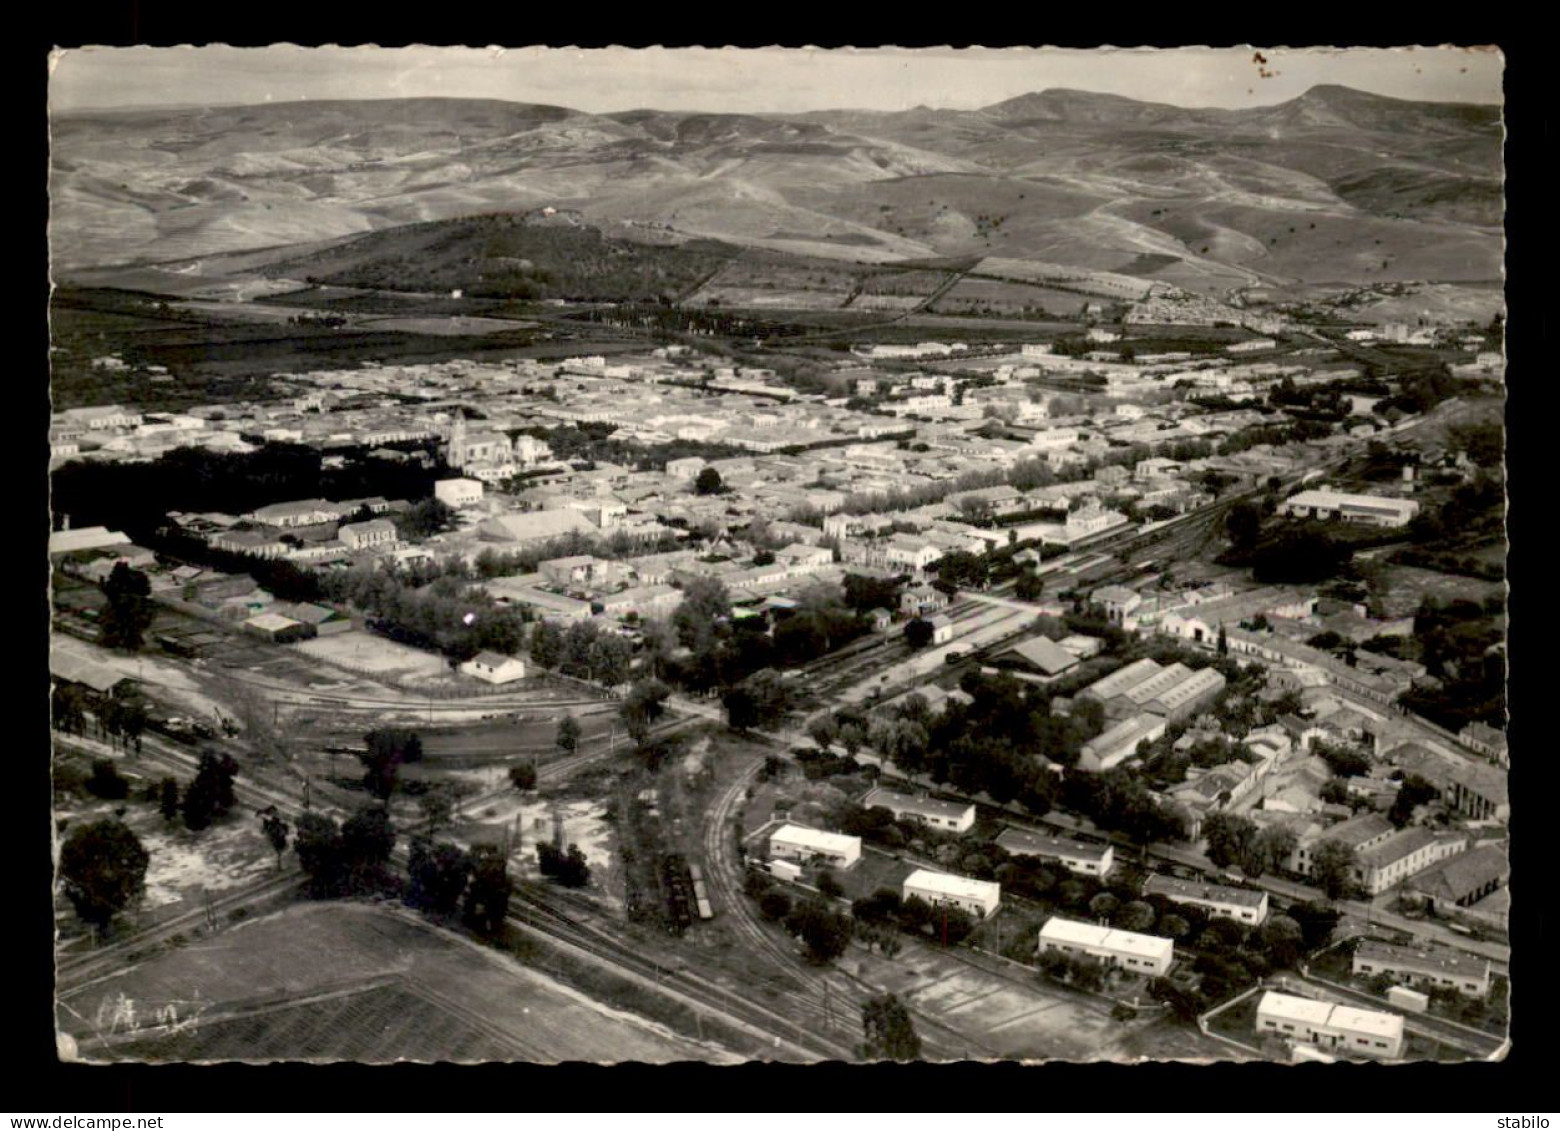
842,938,1134,1061
293,629,450,683
1370,564,1504,619
59,902,730,1063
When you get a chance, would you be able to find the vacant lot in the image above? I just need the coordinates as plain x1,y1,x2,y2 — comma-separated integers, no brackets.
60,902,729,1064
1372,564,1503,619
294,629,450,683
843,939,1130,1061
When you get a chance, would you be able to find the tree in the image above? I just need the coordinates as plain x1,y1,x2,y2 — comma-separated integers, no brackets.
816,870,844,899
407,838,472,917
1115,900,1156,933
340,806,397,893
537,842,591,888
807,716,839,752
181,752,239,832
1090,892,1120,922
294,812,345,896
1249,825,1298,878
158,777,179,824
99,563,155,651
694,467,724,495
1203,811,1257,870
1310,839,1360,901
621,678,671,747
86,759,129,801
1217,624,1229,656
529,619,564,669
556,715,582,756
418,783,457,837
1288,901,1343,951
52,684,88,736
758,889,793,922
59,819,149,934
1160,914,1192,941
1224,502,1264,552
464,845,512,935
786,899,852,963
259,807,290,872
1389,774,1439,828
359,728,423,800
1258,914,1304,968
861,993,922,1062
904,618,935,650
509,762,538,792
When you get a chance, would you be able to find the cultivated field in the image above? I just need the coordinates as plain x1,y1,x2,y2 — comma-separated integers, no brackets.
59,901,731,1064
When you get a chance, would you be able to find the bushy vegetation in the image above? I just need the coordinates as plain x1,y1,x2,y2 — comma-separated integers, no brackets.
291,214,739,304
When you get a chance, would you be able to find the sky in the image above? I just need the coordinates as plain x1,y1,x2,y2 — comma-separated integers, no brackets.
49,44,1504,115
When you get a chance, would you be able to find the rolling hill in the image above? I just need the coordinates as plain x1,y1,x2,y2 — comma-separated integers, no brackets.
49,86,1504,294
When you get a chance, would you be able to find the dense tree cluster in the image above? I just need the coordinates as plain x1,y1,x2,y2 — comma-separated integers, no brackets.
59,819,150,934
529,619,632,686
536,842,591,887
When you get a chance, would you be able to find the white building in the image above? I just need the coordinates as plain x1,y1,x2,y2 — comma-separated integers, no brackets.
768,824,862,870
994,828,1114,877
434,478,485,509
862,788,976,834
338,519,398,551
1352,940,1492,999
460,652,527,685
1279,489,1420,528
1254,990,1404,1060
902,869,1001,920
1142,875,1269,926
1038,917,1175,977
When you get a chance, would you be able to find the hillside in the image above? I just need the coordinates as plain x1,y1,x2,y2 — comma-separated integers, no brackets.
50,86,1504,293
262,211,740,302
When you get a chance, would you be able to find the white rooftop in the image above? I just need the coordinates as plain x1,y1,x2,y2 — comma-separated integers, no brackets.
769,824,860,855
1039,916,1174,962
1257,991,1404,1039
903,869,1001,903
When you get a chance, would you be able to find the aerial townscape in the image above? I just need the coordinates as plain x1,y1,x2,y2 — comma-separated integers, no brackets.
47,45,1508,1067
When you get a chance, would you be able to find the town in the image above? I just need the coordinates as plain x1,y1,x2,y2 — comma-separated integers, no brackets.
48,46,1508,1068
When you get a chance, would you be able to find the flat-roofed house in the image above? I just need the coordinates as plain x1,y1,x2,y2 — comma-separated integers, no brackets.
460,651,527,685
433,477,484,509
862,788,975,834
902,869,1001,919
768,824,862,870
1254,990,1404,1060
1143,875,1269,925
995,827,1114,877
1038,917,1175,977
1352,940,1492,999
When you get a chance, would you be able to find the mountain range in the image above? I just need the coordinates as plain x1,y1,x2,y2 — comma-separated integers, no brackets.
48,85,1504,293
